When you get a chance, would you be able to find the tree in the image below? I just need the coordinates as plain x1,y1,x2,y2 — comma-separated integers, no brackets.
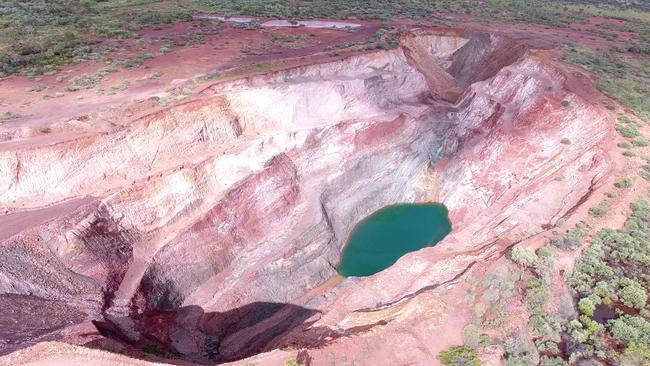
510,247,538,268
529,314,561,341
437,346,480,366
578,298,596,317
540,356,569,366
609,316,650,347
619,283,647,310
620,343,650,366
504,333,539,366
526,286,551,314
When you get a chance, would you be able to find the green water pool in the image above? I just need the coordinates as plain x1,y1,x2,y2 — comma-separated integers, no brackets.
337,203,452,277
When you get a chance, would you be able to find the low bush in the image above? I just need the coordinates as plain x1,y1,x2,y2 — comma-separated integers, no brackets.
578,297,596,317
618,282,648,309
503,333,540,366
510,247,539,268
437,346,480,366
284,359,304,366
66,71,107,91
561,48,650,123
563,198,650,364
540,356,568,366
529,314,561,341
0,1,194,76
616,124,641,138
614,176,635,188
550,226,587,250
608,315,650,347
526,286,552,314
589,203,609,217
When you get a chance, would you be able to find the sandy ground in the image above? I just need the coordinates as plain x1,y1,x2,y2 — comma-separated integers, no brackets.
0,197,94,241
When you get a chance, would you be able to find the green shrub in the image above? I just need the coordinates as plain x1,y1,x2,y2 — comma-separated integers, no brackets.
578,297,596,317
589,203,608,217
118,52,154,69
619,115,634,124
618,141,633,148
615,176,635,188
147,72,162,80
550,226,587,250
609,316,650,347
529,314,561,341
536,245,554,263
284,359,304,366
561,100,571,107
540,356,569,366
619,343,650,366
510,247,539,268
463,324,482,349
504,333,540,366
437,346,480,366
618,282,648,309
560,137,571,145
536,340,560,355
616,124,641,138
526,286,552,314
623,150,637,157
633,138,649,147
0,111,17,123
66,71,106,91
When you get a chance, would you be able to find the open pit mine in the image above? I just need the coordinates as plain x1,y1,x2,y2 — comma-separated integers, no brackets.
0,29,613,366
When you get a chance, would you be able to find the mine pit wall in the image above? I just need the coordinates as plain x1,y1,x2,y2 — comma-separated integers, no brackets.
111,36,585,360
0,31,612,361
302,58,611,337
0,35,451,359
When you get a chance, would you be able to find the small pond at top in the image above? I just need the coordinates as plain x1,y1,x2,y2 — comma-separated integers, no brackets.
337,203,452,277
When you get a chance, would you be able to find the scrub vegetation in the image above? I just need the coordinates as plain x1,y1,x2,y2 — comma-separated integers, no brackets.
442,195,650,365
563,199,650,364
205,0,490,21
560,48,650,122
3,0,650,79
547,199,649,364
437,346,480,366
493,199,650,364
0,0,204,77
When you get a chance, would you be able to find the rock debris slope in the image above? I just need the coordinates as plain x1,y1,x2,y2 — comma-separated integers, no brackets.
0,30,611,364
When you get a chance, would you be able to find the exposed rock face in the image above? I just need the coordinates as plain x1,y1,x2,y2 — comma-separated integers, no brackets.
0,30,611,364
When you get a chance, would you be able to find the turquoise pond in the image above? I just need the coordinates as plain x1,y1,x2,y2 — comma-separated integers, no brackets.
337,203,452,277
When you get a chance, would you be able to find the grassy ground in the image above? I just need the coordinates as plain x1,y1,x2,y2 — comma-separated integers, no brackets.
203,0,490,20
0,0,213,77
560,47,650,122
2,0,650,77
